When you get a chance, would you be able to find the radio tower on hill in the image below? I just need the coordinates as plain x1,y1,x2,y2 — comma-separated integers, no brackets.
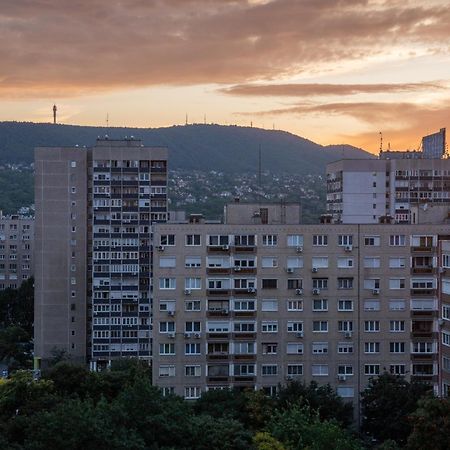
53,105,57,124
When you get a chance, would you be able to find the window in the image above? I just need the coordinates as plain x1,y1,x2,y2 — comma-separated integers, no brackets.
234,364,256,376
287,235,303,247
287,343,304,354
312,321,328,332
443,304,450,320
390,342,405,353
184,386,201,399
262,235,277,246
364,235,380,246
262,343,278,354
286,256,303,269
364,257,380,268
338,365,353,376
337,387,354,398
364,279,380,290
338,320,353,332
338,278,353,289
364,300,380,311
390,320,405,332
389,257,406,268
185,321,201,332
338,343,353,354
261,257,278,268
160,234,175,246
233,299,256,311
364,342,380,353
208,235,229,246
389,300,406,311
185,343,201,355
159,300,176,312
261,321,278,333
312,278,328,290
234,342,255,354
390,364,406,375
364,364,380,376
389,235,406,246
262,365,278,376
234,321,256,333
389,278,405,289
313,235,328,246
186,234,201,246
234,235,256,247
312,257,328,268
287,364,303,376
412,342,433,354
365,320,380,332
185,277,201,290
159,322,175,333
338,300,353,311
159,343,175,355
287,299,303,311
338,235,353,246
159,365,176,377
287,279,302,290
312,365,329,376
287,321,303,333
411,278,435,290
261,299,278,312
159,278,176,289
262,279,277,289
442,331,450,347
185,256,201,268
337,257,353,268
312,299,328,311
312,342,328,353
185,365,201,377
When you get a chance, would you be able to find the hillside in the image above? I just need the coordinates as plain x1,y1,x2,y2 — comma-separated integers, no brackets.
0,122,373,174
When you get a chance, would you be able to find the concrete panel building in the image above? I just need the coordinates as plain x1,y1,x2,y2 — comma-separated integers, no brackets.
152,203,449,410
34,138,168,367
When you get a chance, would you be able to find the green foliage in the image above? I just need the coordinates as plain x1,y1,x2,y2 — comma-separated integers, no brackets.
268,405,363,450
0,169,33,214
277,380,354,427
361,373,431,445
253,432,286,450
0,326,32,370
406,397,450,450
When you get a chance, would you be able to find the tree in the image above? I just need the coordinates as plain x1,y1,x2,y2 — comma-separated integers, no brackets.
407,397,450,450
277,381,354,427
253,432,286,450
268,404,363,450
0,326,33,370
361,372,431,445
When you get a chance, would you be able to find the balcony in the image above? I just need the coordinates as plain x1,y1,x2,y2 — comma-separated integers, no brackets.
232,332,256,340
411,246,434,253
233,354,256,361
207,289,231,296
233,245,256,253
207,332,231,340
411,267,435,275
410,289,436,297
232,310,256,318
232,288,257,296
206,267,231,275
207,353,230,361
206,308,230,318
207,245,231,254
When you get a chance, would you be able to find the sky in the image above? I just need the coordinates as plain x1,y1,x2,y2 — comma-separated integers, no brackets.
1,0,450,153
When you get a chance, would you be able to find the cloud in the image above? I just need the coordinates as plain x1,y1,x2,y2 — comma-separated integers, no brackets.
221,81,446,97
0,0,450,98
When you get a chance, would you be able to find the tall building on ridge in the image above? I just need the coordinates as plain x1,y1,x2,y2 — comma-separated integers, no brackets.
34,138,168,367
326,157,450,224
152,201,450,411
423,128,446,159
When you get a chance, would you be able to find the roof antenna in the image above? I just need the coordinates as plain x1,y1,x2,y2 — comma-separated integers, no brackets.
106,113,109,128
379,131,383,154
53,104,57,124
185,113,188,125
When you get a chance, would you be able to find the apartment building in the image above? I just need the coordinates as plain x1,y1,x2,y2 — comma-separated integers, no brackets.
327,157,450,224
152,202,450,410
0,213,34,289
34,138,167,367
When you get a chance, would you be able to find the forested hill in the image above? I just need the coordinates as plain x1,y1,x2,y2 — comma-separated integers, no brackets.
0,122,373,174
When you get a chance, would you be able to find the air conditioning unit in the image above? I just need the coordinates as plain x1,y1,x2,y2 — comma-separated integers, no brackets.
233,266,241,272
312,267,318,273
344,245,353,252
295,288,303,295
184,289,192,295
167,310,175,316
344,331,352,338
247,287,256,293
372,288,380,295
337,374,347,382
222,245,230,250
312,288,320,295
296,331,304,338
168,332,175,339
296,246,303,253
286,267,294,273
194,333,201,339
439,267,446,273
286,375,294,381
157,245,165,251
184,332,192,339
221,308,229,315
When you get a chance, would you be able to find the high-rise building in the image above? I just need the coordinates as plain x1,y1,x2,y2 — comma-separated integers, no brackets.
152,202,450,410
0,212,34,289
34,138,168,367
326,157,450,224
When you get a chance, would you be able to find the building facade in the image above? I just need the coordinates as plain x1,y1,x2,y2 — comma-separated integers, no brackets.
327,157,450,224
0,213,34,290
152,204,450,410
34,138,168,367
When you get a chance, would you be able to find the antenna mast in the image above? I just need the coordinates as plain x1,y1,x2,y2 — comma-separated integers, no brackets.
53,104,57,124
379,132,383,154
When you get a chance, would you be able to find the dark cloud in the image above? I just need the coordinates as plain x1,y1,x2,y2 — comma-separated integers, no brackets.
0,0,449,98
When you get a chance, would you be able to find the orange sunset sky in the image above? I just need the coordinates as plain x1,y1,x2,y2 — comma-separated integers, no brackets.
1,0,450,153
